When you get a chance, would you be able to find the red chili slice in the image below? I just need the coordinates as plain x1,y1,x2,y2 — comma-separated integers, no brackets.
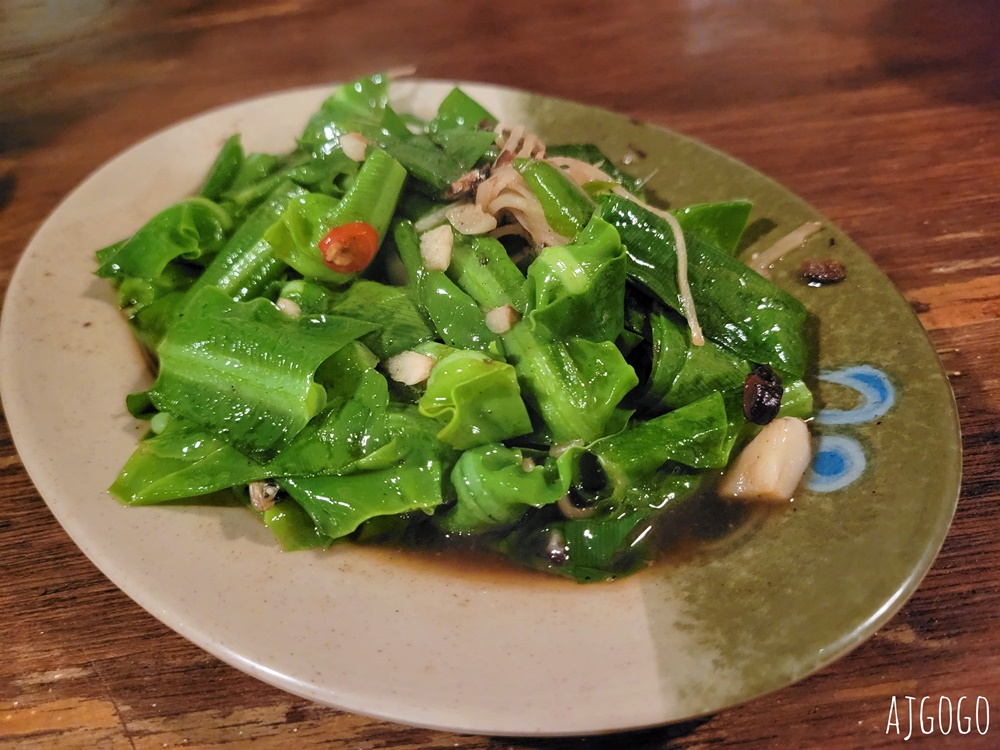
318,221,379,273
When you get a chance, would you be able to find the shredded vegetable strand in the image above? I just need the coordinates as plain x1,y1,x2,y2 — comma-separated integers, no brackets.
750,221,822,277
657,206,704,346
542,156,704,344
473,162,568,247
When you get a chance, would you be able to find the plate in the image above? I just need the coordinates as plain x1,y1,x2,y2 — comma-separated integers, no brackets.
0,81,962,736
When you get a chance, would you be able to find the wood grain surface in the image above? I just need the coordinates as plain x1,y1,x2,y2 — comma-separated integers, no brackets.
1,1,998,747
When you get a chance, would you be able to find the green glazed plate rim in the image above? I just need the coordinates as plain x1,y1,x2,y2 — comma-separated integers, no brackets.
0,80,962,736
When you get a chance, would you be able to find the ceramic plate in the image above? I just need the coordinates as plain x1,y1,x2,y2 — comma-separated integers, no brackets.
0,81,961,736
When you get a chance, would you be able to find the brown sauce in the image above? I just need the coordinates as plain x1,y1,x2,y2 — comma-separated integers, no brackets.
353,485,778,585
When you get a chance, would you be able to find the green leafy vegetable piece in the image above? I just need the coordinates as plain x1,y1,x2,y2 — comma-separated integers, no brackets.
503,317,638,443
199,134,244,201
109,415,265,505
299,73,390,156
674,201,752,256
591,392,732,492
598,193,810,377
328,280,435,359
280,408,449,540
96,198,231,281
447,232,528,312
186,180,307,303
420,269,502,355
429,87,495,132
497,508,652,583
518,159,595,237
440,444,568,533
524,216,626,342
281,462,441,541
266,148,407,283
642,307,751,412
391,219,425,286
396,220,515,353
282,150,358,199
430,127,497,171
497,466,701,582
418,350,532,449
274,278,337,314
124,288,192,356
148,286,378,459
268,366,395,476
777,378,814,419
262,500,332,551
299,73,475,190
430,128,496,170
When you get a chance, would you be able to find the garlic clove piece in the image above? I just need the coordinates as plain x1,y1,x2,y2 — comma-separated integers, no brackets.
384,350,436,386
339,131,370,162
419,224,454,271
484,304,521,334
718,417,812,503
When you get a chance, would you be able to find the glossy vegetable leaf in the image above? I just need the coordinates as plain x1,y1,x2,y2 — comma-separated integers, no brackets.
496,508,652,583
503,317,639,443
429,87,495,132
266,148,407,283
496,466,701,582
328,280,435,359
642,307,751,412
420,270,502,355
598,193,810,377
96,198,231,281
591,392,732,491
185,180,307,303
674,201,752,256
262,500,332,551
299,73,390,156
268,367,395,476
418,350,533,449
440,444,568,533
148,287,378,459
430,127,497,171
109,415,265,505
280,408,449,540
447,232,528,312
525,216,626,342
397,219,519,350
378,111,473,192
274,278,337,314
519,159,595,237
124,288,193,355
199,134,244,201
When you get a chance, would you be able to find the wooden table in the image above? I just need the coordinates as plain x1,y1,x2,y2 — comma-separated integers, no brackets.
2,1,997,747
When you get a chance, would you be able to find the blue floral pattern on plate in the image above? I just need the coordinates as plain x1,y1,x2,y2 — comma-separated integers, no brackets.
807,365,895,493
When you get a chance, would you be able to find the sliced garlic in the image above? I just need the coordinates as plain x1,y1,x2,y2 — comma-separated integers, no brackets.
717,417,812,502
275,297,302,318
385,350,436,386
339,131,370,162
445,202,498,235
419,224,454,271
484,304,521,334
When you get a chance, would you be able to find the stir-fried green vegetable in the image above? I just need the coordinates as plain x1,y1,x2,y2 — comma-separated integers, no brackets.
98,74,815,582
